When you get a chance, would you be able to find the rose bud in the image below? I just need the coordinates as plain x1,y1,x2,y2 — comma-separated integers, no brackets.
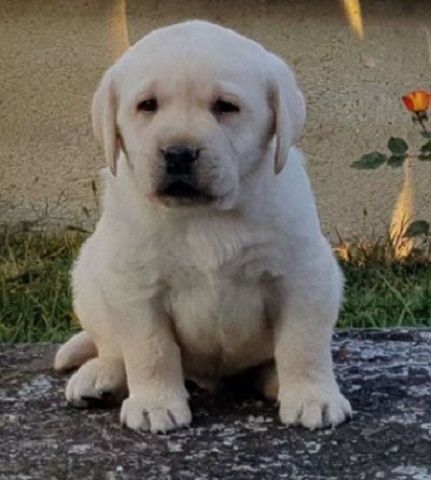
402,90,431,113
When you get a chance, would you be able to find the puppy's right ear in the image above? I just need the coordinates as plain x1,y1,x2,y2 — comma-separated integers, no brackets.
92,71,121,176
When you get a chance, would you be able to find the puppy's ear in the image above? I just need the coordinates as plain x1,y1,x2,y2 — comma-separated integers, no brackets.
92,70,121,176
268,55,306,174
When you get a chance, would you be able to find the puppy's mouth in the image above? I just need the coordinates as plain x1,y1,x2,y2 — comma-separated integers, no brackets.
156,179,213,206
162,180,201,198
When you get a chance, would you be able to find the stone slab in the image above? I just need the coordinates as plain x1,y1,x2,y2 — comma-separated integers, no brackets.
1,330,431,479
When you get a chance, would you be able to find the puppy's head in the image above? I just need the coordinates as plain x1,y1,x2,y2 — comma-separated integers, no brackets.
92,21,305,210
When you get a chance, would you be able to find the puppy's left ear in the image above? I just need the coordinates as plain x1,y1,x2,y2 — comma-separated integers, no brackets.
268,55,306,174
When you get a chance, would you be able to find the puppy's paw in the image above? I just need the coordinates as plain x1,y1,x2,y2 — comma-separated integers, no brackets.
66,357,127,408
120,392,192,433
279,381,352,430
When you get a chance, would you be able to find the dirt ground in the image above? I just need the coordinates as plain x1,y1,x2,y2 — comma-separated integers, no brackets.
1,0,430,239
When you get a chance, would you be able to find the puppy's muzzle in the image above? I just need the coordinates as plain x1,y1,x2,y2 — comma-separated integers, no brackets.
158,146,209,202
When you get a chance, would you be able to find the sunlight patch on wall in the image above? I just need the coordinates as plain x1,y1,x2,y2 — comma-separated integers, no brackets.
340,0,364,40
111,0,130,59
390,160,415,260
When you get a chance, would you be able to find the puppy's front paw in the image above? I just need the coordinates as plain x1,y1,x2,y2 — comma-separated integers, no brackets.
66,357,127,408
120,392,192,433
279,381,352,430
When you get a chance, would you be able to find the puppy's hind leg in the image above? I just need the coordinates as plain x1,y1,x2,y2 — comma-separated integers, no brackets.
54,331,98,372
62,272,127,407
66,356,127,408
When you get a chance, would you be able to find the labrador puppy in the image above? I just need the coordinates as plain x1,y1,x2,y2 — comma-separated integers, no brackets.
55,20,352,433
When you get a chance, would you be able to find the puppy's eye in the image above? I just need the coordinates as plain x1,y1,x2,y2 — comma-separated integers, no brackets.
212,99,240,115
137,98,158,112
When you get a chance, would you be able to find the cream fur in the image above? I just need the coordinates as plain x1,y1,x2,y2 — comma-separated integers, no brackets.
55,20,351,433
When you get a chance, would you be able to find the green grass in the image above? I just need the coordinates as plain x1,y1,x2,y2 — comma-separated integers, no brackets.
339,261,431,328
0,232,430,342
0,232,82,342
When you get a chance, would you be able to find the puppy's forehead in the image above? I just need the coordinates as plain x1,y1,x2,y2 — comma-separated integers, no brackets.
117,21,270,86
134,21,267,60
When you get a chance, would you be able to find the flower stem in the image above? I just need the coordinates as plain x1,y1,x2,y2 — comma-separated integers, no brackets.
415,112,429,134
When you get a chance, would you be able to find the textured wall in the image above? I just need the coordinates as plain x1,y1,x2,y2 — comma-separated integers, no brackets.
1,0,430,238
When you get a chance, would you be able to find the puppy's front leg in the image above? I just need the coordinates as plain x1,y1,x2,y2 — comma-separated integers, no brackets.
118,301,191,433
275,267,352,430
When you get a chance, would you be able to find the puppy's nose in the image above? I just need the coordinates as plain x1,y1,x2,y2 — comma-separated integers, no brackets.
163,146,199,176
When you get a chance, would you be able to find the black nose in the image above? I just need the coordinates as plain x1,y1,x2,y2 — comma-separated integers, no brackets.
163,146,199,176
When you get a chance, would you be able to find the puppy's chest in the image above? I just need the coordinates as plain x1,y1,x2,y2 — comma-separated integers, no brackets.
160,240,282,375
162,234,283,315
169,273,266,328
168,271,273,375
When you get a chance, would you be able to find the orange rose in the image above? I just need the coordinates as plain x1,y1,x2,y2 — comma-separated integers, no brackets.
402,90,431,113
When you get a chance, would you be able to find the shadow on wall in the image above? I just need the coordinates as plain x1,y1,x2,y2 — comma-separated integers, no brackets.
340,0,417,258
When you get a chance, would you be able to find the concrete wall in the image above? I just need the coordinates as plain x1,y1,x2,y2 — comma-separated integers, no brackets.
1,0,430,239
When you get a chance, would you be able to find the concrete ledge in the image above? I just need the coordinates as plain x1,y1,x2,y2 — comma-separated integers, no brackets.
1,330,431,479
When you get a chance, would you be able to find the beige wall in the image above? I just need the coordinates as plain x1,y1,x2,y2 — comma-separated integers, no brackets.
1,0,430,239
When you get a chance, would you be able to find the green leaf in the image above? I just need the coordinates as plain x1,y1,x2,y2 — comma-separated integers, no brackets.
420,131,431,140
404,220,430,238
387,137,409,155
387,155,406,168
351,152,387,169
420,140,431,153
419,153,431,161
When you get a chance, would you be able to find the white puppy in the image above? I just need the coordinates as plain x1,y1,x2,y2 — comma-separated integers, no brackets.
55,20,352,433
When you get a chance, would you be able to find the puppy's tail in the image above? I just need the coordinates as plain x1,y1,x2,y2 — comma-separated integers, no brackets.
54,331,98,372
